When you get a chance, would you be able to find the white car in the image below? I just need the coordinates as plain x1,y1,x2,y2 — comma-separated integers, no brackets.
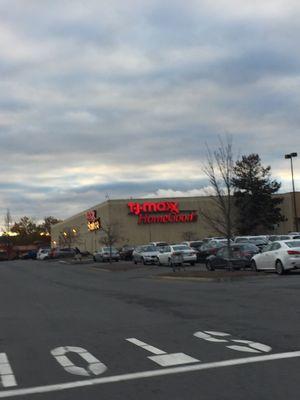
157,244,197,266
251,240,300,275
36,248,51,260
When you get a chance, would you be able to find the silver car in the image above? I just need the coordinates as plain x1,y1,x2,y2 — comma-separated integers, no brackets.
93,247,120,262
132,245,160,265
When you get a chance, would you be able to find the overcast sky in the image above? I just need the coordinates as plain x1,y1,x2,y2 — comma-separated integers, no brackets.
0,0,299,224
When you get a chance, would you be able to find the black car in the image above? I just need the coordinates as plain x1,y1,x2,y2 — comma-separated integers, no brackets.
231,243,260,267
119,246,135,261
197,240,228,262
205,244,259,271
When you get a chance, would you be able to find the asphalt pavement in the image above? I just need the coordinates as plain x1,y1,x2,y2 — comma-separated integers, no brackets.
0,259,300,399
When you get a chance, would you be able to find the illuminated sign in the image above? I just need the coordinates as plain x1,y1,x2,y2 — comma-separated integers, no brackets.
127,201,198,224
86,210,101,231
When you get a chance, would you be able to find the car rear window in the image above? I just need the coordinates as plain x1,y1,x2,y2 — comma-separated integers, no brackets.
249,238,267,243
238,244,258,251
190,241,203,247
173,245,189,251
235,238,248,243
285,241,300,248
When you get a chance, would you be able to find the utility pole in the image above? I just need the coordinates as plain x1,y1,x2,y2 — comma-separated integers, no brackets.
285,152,299,232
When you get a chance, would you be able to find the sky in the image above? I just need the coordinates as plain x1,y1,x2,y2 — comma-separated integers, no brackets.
0,0,300,225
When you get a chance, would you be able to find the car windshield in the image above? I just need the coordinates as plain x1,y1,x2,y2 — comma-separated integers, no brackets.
249,238,266,243
235,238,248,243
216,241,227,246
142,246,156,252
190,241,203,247
285,241,300,248
239,244,258,251
172,245,189,251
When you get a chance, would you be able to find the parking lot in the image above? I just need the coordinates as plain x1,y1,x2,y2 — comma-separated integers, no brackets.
0,259,300,399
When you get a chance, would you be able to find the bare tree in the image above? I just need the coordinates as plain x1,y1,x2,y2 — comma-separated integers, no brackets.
99,220,122,263
3,209,13,234
201,136,236,263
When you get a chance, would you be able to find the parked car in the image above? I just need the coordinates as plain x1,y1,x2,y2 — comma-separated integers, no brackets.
251,240,300,275
132,245,160,265
119,246,135,261
50,248,76,258
203,237,227,243
149,242,168,247
0,250,9,261
234,236,268,249
206,245,251,271
157,244,197,266
268,235,300,242
36,248,51,260
181,240,204,249
20,250,37,260
93,247,120,262
197,240,230,262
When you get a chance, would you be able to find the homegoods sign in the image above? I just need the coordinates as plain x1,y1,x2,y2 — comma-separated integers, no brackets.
127,201,198,224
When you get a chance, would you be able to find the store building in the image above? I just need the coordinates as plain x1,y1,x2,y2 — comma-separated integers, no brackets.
51,192,300,253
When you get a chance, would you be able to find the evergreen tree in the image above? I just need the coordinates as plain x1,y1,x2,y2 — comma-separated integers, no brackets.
232,154,285,234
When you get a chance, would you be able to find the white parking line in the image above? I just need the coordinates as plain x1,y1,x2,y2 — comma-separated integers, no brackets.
126,338,199,366
148,353,199,367
0,354,17,388
126,338,166,355
0,351,299,398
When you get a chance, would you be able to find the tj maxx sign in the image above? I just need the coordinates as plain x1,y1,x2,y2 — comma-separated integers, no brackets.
127,201,198,225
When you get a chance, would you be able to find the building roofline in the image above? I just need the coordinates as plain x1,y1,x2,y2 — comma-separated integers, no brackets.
51,192,300,228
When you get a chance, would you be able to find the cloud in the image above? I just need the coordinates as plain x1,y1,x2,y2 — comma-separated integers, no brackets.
0,0,299,225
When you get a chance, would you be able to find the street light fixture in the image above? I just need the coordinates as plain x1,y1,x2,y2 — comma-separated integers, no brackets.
285,152,298,232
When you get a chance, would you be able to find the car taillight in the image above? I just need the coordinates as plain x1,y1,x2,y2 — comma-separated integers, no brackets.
287,250,300,255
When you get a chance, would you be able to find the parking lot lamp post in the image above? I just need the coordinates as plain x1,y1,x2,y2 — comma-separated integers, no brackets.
285,152,298,232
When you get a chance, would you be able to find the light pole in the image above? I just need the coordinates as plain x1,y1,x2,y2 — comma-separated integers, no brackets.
285,152,298,232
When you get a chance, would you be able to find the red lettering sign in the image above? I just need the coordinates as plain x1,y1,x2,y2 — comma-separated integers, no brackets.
86,210,97,222
128,202,197,224
127,201,180,215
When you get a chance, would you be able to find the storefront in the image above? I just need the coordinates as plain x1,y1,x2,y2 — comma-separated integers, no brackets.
50,193,300,253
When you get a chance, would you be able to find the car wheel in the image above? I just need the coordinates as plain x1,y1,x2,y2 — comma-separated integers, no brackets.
142,257,147,265
206,261,214,271
93,256,96,262
275,260,284,275
134,259,137,264
251,260,257,272
190,261,195,266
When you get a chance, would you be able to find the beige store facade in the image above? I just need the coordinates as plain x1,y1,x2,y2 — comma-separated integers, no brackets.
51,192,300,253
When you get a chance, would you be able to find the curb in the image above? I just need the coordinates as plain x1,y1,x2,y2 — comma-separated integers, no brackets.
156,274,270,282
